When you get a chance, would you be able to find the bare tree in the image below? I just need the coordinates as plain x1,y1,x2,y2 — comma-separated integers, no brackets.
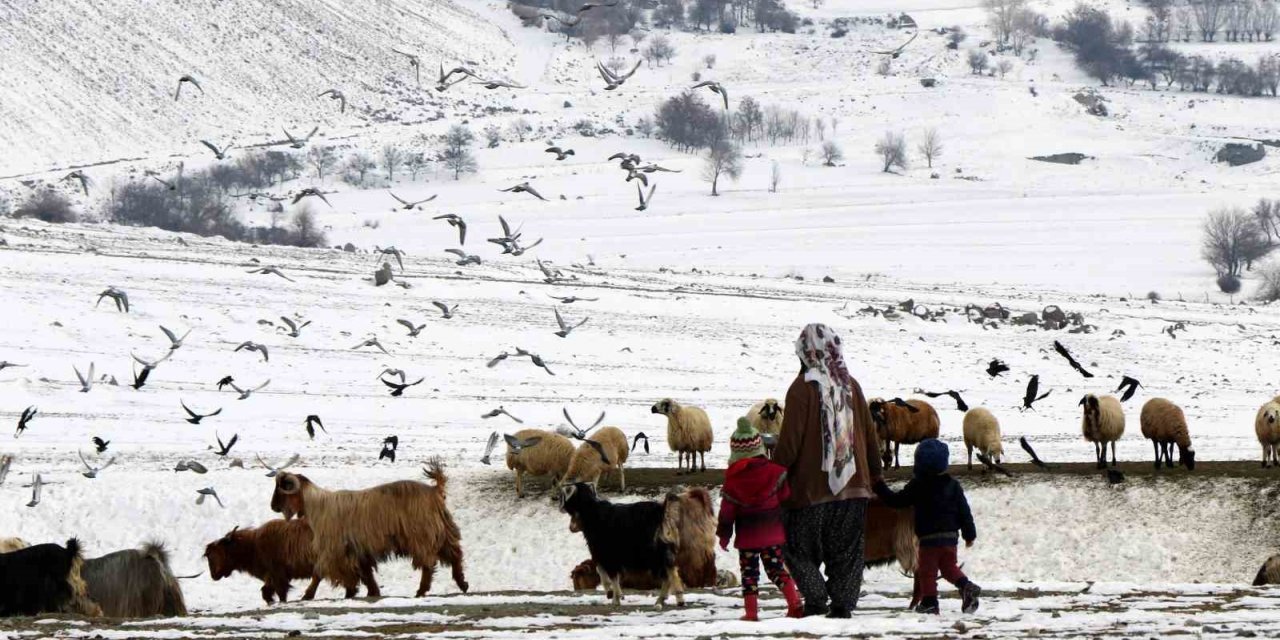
1190,0,1227,41
440,125,477,180
769,160,781,193
917,128,942,168
344,152,376,186
984,0,1027,44
820,140,843,166
967,49,990,74
645,35,676,67
484,124,502,149
703,53,717,69
381,144,404,181
508,118,532,142
1202,207,1273,278
307,146,338,180
947,25,968,48
876,56,892,76
875,131,908,173
630,29,648,50
405,152,429,181
815,118,826,141
996,58,1014,77
702,139,743,196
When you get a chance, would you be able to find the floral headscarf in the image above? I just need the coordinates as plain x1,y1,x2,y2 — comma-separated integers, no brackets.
795,323,857,494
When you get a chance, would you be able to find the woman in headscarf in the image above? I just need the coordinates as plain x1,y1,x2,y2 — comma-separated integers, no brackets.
772,323,883,618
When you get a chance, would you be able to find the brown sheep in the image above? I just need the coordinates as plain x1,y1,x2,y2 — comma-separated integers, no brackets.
270,459,468,598
563,426,630,492
1256,401,1280,468
206,519,377,604
1139,398,1195,471
869,398,940,469
1081,394,1125,469
506,428,575,497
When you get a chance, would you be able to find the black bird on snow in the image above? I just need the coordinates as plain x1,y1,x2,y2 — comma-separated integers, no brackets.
182,401,221,425
212,432,238,457
174,75,203,101
545,146,575,161
1115,375,1142,402
921,390,968,412
1019,436,1053,470
91,436,109,453
379,436,399,463
381,376,424,397
631,432,650,454
131,363,153,390
304,415,326,439
216,376,235,391
1021,375,1051,412
986,358,1010,378
1053,341,1094,378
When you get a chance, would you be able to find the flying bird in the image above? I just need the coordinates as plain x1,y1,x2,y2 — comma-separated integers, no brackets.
444,249,481,266
378,368,406,384
1019,436,1053,470
374,246,407,272
597,59,641,90
1053,341,1094,378
352,337,390,354
637,163,681,174
0,361,24,373
520,349,555,376
921,390,968,412
174,75,203,101
394,50,423,85
212,432,239,457
228,379,270,400
195,487,224,508
182,401,221,425
1021,375,1051,412
691,80,729,110
379,436,399,463
548,295,598,304
500,182,547,201
975,452,1013,477
474,77,525,90
553,308,589,338
870,29,919,59
381,376,424,397
433,62,475,91
318,89,347,113
131,364,153,390
74,363,95,393
0,455,11,485
1115,375,1142,402
304,415,326,439
91,437,110,454
246,266,295,282
279,316,310,338
631,432,650,454
583,439,611,465
433,214,467,244
160,325,191,350
397,319,427,337
432,301,458,319
634,182,656,211
545,146,575,161
174,460,209,474
256,454,300,478
986,359,1010,378
389,192,437,210
558,408,605,440
481,406,523,423
503,433,543,453
26,473,43,507
15,406,37,438
79,451,116,479
234,341,270,363
291,188,332,207
480,431,501,465
132,351,171,371
96,287,130,312
200,139,235,160
283,126,319,149
63,170,92,196
486,351,511,368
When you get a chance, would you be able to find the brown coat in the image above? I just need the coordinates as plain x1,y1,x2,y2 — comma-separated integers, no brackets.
773,371,882,508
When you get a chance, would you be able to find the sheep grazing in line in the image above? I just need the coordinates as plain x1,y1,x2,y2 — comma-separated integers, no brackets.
0,538,101,617
506,428,575,497
271,459,469,598
746,399,784,454
206,519,376,604
651,398,713,474
559,482,684,608
1256,401,1280,468
0,537,29,553
1254,554,1280,585
562,426,630,492
1139,397,1195,471
83,542,187,618
869,398,940,469
962,407,1004,470
567,486,718,595
1080,394,1125,469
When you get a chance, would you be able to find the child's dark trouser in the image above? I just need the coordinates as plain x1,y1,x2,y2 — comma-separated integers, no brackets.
916,545,969,599
739,546,790,596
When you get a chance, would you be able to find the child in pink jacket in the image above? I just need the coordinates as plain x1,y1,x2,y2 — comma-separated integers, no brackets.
717,418,803,620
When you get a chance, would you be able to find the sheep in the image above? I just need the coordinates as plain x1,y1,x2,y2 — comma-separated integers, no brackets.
1256,401,1280,468
0,538,101,617
505,428,575,497
82,542,187,618
746,399,784,454
559,482,683,608
562,426,630,492
1139,397,1195,471
270,459,468,598
0,537,29,553
1254,554,1280,585
962,407,1004,470
1080,394,1125,469
206,519,377,604
869,398,940,469
651,398,713,474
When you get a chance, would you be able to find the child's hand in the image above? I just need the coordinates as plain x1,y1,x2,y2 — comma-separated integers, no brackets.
965,539,975,548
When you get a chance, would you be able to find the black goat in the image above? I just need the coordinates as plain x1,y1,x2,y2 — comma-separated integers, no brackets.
558,482,684,608
0,537,99,617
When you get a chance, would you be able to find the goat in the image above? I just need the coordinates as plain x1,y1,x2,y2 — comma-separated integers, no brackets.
0,538,100,617
83,542,187,617
206,519,377,604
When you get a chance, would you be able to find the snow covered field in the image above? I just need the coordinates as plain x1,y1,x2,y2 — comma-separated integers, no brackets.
4,0,1280,635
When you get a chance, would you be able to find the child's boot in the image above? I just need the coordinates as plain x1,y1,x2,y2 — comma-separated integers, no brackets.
741,594,759,621
781,579,804,618
961,581,982,614
914,596,940,615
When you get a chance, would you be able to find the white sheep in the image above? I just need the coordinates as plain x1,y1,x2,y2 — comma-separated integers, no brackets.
651,398,713,474
505,428,576,497
1256,401,1280,468
962,407,1004,470
1080,394,1125,469
562,426,630,492
1139,397,1195,471
746,399,784,455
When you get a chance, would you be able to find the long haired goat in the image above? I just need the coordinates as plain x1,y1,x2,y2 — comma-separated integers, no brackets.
271,459,468,598
0,538,101,617
206,519,378,603
83,542,186,618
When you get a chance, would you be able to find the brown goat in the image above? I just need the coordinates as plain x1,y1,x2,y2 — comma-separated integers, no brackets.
206,519,377,604
870,398,941,469
270,459,468,598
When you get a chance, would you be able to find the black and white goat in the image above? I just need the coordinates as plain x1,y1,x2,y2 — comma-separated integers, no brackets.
0,538,100,617
558,482,684,608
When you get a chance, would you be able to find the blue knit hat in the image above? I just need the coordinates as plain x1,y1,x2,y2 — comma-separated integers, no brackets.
914,439,950,476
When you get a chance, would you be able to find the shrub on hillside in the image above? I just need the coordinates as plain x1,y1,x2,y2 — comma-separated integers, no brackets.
13,191,77,223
